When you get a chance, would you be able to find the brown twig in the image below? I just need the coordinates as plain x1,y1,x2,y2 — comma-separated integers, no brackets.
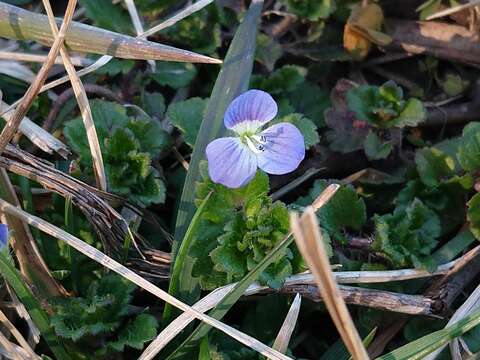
424,101,480,127
276,284,437,316
43,84,124,132
0,0,77,155
385,19,480,65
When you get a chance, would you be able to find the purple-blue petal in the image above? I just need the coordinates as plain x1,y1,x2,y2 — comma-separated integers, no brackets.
256,123,305,175
0,224,8,249
224,89,278,132
206,137,258,188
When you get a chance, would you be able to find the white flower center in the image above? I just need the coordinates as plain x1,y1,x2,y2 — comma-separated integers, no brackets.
244,134,267,154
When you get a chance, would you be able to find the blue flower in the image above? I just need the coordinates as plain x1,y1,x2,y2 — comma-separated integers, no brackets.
0,224,8,250
206,90,305,188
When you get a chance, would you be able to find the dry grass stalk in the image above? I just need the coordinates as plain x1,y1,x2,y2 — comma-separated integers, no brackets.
142,184,341,359
0,0,216,118
0,51,89,66
124,0,155,71
0,330,25,359
0,309,39,359
0,169,67,297
0,198,291,360
41,0,107,190
273,294,302,354
0,0,77,155
0,2,221,64
139,284,236,360
0,99,70,157
0,144,169,278
5,285,40,348
290,208,370,360
426,0,480,20
142,0,215,37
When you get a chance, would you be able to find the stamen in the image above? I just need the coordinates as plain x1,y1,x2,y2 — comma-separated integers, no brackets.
245,136,262,154
253,134,267,143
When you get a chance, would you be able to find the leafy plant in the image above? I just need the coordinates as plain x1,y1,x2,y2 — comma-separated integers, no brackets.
163,7,221,54
280,0,336,21
347,80,426,129
191,168,303,289
326,80,426,159
50,274,158,356
373,199,441,269
64,100,170,206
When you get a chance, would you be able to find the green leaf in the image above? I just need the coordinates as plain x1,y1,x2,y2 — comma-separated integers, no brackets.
294,180,366,242
417,0,442,20
163,7,221,54
281,0,336,21
127,116,171,156
79,0,133,35
174,0,263,257
415,147,456,187
64,100,168,205
107,314,158,352
51,274,137,346
288,82,330,127
150,63,197,89
457,122,480,172
440,73,470,97
251,65,307,95
168,98,208,148
191,171,296,290
255,33,283,72
141,91,166,120
393,98,426,127
379,80,403,103
468,193,480,240
364,131,393,160
397,178,472,236
373,199,441,268
347,81,425,128
275,113,319,148
163,192,212,323
96,59,135,76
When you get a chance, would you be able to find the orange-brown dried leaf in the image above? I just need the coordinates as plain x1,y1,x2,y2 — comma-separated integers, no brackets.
343,3,391,60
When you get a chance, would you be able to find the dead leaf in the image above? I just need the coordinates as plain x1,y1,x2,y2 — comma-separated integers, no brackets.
344,4,392,60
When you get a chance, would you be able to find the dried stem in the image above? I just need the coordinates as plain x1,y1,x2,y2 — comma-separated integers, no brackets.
0,0,77,155
41,0,106,190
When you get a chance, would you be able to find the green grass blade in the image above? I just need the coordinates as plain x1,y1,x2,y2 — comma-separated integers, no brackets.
376,307,480,360
0,252,71,359
0,2,220,64
165,232,295,359
163,192,212,323
173,0,264,251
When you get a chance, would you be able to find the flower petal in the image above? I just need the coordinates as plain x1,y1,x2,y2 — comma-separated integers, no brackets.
0,224,8,249
224,89,278,133
256,123,305,175
206,137,258,188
